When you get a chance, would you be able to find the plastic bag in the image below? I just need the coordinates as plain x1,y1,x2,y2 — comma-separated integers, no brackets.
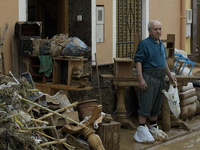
134,125,155,143
149,125,168,141
61,37,90,56
162,82,180,118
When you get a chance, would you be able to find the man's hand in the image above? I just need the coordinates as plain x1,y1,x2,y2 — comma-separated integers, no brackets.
169,75,177,84
139,78,148,91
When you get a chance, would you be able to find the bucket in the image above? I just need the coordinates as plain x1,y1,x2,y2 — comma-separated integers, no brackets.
77,99,98,119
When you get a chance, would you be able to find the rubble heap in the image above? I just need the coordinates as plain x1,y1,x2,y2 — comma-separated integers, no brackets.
0,74,104,150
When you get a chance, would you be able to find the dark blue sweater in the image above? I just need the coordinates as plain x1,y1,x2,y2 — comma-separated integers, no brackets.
134,35,167,69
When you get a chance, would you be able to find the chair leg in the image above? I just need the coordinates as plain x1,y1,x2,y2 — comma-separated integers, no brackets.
179,63,187,75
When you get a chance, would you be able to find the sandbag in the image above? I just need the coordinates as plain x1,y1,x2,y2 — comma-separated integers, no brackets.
180,102,196,120
195,87,200,101
179,88,196,100
180,82,193,92
178,67,193,76
180,95,197,106
195,100,200,115
32,39,44,56
189,81,200,87
50,41,62,57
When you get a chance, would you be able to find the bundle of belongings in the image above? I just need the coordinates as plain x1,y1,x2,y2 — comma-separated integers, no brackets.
29,34,91,57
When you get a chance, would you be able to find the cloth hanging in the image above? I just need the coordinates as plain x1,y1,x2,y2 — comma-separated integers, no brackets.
39,55,53,77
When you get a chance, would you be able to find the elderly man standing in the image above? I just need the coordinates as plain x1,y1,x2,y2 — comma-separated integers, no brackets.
133,20,176,143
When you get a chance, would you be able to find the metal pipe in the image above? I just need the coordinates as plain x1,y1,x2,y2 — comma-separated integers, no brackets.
180,0,186,51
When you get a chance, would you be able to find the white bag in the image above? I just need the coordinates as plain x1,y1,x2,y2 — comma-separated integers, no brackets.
162,82,180,119
134,125,155,143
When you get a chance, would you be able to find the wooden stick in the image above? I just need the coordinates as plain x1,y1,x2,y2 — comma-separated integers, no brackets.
29,109,39,129
39,138,66,147
38,101,79,120
7,113,19,118
35,131,55,140
35,130,75,149
23,126,56,130
20,96,89,130
27,105,35,113
27,89,39,92
95,53,102,105
16,129,29,133
31,118,49,125
38,146,44,150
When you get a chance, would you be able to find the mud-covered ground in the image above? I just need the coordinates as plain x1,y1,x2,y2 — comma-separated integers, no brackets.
120,115,200,150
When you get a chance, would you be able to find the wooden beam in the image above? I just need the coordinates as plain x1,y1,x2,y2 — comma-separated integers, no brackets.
62,0,68,35
190,0,198,62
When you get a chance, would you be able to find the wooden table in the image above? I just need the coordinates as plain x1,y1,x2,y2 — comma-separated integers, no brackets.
101,74,200,130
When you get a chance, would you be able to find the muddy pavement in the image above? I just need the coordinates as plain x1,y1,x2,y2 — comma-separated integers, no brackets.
120,115,200,150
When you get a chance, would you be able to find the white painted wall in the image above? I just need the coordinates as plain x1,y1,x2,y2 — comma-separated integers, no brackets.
142,0,149,39
91,0,96,66
19,0,27,21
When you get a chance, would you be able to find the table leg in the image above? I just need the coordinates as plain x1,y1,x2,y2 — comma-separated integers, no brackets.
116,86,136,130
162,95,171,131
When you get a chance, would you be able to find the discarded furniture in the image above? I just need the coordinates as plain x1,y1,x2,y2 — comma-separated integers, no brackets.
101,69,200,131
65,134,90,150
15,21,42,39
24,56,93,95
173,53,195,75
123,34,175,69
97,121,121,150
102,58,137,129
165,34,175,70
62,105,105,150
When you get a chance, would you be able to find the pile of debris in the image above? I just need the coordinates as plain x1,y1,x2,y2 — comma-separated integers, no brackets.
0,73,105,150
31,34,90,58
71,67,91,88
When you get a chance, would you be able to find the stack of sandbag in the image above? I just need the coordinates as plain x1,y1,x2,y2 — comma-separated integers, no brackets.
191,81,200,115
179,82,198,120
71,67,91,88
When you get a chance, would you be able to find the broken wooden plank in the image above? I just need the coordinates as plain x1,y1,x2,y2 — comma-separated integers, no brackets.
65,134,90,150
35,131,75,149
38,101,78,120
31,118,49,125
39,138,66,147
19,96,90,130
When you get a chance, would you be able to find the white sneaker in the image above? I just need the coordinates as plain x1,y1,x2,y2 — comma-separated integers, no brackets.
134,125,155,143
148,125,168,141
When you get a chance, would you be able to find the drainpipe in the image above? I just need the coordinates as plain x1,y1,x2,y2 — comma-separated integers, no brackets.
180,0,186,51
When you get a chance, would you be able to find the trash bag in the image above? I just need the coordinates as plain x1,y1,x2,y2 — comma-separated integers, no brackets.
61,37,90,56
162,82,180,119
41,39,51,55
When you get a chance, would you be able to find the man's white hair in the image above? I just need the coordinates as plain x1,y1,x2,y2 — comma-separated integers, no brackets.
148,20,162,30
